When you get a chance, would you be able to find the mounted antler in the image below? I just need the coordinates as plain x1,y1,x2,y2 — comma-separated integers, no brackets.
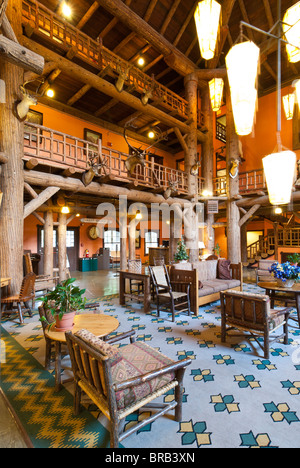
124,125,146,174
15,80,44,121
164,179,178,199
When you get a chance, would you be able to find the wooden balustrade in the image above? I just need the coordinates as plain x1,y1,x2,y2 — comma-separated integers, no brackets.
21,0,204,126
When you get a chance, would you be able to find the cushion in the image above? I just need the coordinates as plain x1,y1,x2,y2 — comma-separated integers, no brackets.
269,309,285,330
193,261,208,281
198,280,203,289
75,329,121,364
206,260,218,280
217,259,231,280
112,342,175,410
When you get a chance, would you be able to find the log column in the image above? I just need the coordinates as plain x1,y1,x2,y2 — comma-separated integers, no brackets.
58,212,67,281
201,83,215,254
184,72,198,262
44,210,54,277
0,0,24,294
226,84,241,263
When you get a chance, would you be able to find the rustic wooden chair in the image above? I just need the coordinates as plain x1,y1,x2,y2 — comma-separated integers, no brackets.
128,259,143,296
1,272,36,324
65,329,191,448
220,290,292,359
149,265,191,321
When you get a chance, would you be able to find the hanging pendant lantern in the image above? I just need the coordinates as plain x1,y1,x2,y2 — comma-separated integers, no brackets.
194,0,221,60
282,93,295,120
263,150,296,205
283,2,300,63
209,78,224,111
225,41,260,135
293,79,300,110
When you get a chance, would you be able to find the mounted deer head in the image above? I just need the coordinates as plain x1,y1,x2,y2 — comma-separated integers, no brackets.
15,85,38,121
164,179,178,199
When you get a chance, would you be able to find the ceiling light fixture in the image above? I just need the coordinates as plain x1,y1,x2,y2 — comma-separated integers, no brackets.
208,77,224,112
282,2,300,63
137,57,145,67
282,93,295,120
225,40,260,136
61,206,70,214
194,0,221,60
62,2,72,18
46,88,54,98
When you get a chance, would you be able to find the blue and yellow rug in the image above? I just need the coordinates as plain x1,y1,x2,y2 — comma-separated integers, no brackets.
1,285,300,448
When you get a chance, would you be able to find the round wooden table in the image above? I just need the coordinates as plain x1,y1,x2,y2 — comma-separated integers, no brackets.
45,313,119,391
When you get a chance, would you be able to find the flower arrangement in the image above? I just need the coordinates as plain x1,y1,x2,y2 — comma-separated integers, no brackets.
269,261,300,282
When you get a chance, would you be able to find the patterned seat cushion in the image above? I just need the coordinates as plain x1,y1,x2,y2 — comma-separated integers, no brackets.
112,342,175,410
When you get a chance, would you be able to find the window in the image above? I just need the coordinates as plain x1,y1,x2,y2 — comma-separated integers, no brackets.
104,229,120,252
40,229,57,248
145,231,159,254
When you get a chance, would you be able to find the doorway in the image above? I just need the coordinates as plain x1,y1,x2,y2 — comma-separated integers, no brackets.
37,226,80,274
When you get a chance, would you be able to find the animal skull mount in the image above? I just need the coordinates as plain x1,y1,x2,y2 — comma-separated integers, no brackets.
15,85,37,121
164,179,178,199
229,158,240,179
190,160,201,176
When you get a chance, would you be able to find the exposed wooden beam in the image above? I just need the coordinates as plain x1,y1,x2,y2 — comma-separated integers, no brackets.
22,36,206,141
239,204,261,226
96,0,196,76
24,186,60,218
76,1,99,30
0,34,44,73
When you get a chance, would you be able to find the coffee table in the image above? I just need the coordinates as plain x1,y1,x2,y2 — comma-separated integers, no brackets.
258,281,300,328
45,313,119,391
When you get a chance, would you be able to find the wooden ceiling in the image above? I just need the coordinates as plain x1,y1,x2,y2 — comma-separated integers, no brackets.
22,0,300,154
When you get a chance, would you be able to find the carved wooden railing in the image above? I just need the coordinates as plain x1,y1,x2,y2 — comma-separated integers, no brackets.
23,123,191,194
21,0,204,127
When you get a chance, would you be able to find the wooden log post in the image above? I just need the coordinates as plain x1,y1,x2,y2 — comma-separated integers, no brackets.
119,197,127,270
58,212,67,282
201,83,215,255
44,210,54,277
0,0,24,294
184,72,199,262
226,83,241,263
128,219,136,261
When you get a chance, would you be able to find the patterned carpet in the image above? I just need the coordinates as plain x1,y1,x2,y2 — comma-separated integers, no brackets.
1,283,300,448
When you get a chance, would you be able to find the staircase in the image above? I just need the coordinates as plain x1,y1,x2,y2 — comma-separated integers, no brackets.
246,227,300,267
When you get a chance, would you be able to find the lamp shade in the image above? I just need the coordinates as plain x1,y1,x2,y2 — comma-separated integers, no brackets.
198,241,205,249
293,79,300,110
262,151,296,205
283,2,300,63
194,0,221,60
282,93,295,120
209,77,224,111
226,41,260,135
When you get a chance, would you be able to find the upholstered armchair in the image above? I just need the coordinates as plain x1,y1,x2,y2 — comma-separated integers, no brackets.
65,329,191,448
220,289,292,359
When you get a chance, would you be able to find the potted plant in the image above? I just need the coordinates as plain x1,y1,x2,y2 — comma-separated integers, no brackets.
174,240,189,263
214,243,221,257
287,253,300,265
40,278,87,331
269,261,300,288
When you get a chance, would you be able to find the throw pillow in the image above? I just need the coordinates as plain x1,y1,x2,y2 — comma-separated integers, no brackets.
198,280,203,289
217,259,231,280
75,328,121,363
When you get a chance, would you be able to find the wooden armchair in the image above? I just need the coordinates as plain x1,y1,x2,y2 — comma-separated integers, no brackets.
220,290,292,359
149,265,191,321
1,272,36,323
65,329,191,448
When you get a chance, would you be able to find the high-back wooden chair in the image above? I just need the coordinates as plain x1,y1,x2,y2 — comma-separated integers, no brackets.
128,258,143,295
1,272,36,323
65,329,191,448
149,265,191,321
220,290,292,359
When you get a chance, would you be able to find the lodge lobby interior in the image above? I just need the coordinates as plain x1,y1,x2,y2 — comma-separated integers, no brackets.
2,0,300,449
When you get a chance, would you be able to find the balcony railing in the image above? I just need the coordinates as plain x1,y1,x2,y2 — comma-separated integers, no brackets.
21,0,204,127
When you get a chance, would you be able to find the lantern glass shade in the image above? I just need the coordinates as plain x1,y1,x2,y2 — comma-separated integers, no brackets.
262,151,296,205
283,2,300,63
209,78,224,111
282,93,295,120
194,0,221,60
293,79,300,110
226,41,260,136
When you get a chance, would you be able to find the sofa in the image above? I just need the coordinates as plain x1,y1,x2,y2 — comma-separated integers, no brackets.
169,259,243,315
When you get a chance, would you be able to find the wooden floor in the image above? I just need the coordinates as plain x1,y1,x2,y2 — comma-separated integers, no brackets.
0,266,255,448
